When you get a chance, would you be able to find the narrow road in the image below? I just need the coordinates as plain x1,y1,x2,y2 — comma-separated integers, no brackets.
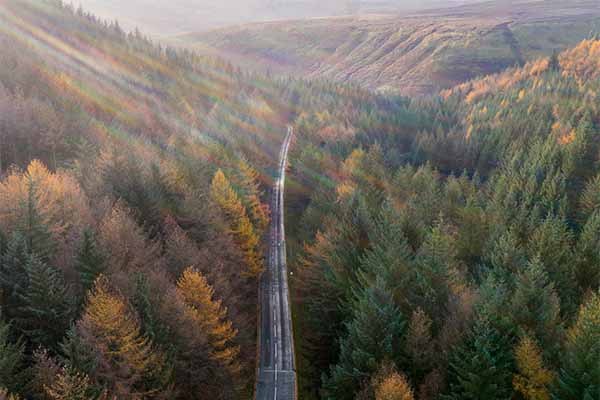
256,125,296,400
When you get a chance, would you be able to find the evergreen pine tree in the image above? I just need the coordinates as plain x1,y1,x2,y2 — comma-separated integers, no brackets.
0,316,25,395
574,211,600,292
323,277,406,400
412,219,460,327
15,254,72,351
75,228,105,295
553,291,600,399
59,327,97,379
549,50,560,72
18,174,54,262
443,318,514,400
0,234,29,320
527,217,578,316
509,258,562,361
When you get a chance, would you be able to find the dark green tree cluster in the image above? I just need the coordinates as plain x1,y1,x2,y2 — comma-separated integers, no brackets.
291,38,600,400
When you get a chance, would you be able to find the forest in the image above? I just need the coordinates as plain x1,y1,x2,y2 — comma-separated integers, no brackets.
289,38,600,400
2,0,600,399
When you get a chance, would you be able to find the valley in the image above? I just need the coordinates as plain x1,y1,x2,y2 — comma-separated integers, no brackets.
1,1,600,400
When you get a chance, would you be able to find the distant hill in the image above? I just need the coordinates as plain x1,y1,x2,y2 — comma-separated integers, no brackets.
74,0,488,37
179,0,600,95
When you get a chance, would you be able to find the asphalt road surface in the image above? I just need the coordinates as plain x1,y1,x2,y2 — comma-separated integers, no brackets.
256,126,296,400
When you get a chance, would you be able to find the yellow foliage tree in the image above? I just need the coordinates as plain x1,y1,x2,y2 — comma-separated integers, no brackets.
375,371,415,400
176,267,241,380
45,367,91,400
513,336,555,400
78,276,167,398
210,169,263,277
233,158,270,235
0,160,91,259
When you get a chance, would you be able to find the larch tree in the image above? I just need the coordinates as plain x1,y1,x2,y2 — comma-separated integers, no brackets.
44,367,92,400
232,158,270,235
0,160,91,263
405,308,435,382
76,276,171,398
176,267,241,388
375,371,415,400
513,336,554,400
210,169,262,277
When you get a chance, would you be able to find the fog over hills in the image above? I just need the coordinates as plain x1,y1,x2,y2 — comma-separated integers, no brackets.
75,0,486,36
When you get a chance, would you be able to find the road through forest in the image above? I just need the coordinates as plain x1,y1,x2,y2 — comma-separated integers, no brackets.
256,125,296,400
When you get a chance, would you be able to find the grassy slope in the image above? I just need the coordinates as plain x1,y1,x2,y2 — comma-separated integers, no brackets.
179,0,600,96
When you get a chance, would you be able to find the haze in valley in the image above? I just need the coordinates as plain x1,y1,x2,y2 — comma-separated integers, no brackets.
75,0,486,36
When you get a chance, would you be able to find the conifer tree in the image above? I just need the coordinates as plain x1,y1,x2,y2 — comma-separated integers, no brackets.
375,371,415,400
77,276,170,398
565,112,598,212
527,217,577,316
405,308,435,381
75,228,105,295
443,318,514,400
580,174,600,222
30,348,61,400
412,220,460,327
0,389,20,400
45,367,92,400
553,291,600,399
0,234,29,320
574,211,600,292
323,277,406,400
15,254,72,351
176,267,240,387
59,327,97,382
549,50,560,72
210,169,263,277
359,201,412,307
509,258,562,360
513,336,554,400
18,174,54,262
233,158,269,235
0,316,25,395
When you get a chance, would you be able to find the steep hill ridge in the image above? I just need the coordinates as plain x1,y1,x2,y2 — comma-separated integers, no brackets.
181,0,600,95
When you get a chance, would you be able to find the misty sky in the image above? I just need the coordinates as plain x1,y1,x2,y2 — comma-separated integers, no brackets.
76,0,480,37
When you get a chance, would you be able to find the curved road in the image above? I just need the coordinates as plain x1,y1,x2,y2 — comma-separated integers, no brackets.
256,126,296,400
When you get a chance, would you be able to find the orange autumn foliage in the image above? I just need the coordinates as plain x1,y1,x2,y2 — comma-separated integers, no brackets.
176,267,241,379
